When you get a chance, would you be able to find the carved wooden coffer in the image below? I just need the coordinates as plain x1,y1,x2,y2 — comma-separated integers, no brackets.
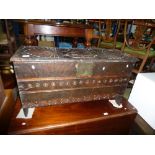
11,46,137,108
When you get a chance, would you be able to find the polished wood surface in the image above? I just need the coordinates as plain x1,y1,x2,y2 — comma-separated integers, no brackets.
8,97,137,135
0,89,15,134
17,20,93,47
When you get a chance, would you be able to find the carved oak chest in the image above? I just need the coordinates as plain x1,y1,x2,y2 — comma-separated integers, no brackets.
11,46,136,110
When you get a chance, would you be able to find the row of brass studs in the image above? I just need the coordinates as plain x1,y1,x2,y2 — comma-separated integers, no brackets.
20,78,128,90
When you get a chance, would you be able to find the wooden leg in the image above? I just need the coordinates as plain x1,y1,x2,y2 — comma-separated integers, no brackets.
23,108,29,117
138,56,148,73
97,37,101,48
72,37,78,48
85,29,93,47
115,95,123,106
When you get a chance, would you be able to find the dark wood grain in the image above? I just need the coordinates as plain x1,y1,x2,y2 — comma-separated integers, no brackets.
8,97,137,135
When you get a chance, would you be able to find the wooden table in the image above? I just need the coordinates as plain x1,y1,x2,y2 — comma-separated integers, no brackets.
17,20,93,47
8,97,137,135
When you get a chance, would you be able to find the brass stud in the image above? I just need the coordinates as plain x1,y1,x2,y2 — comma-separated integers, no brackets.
85,80,89,84
43,82,48,87
109,79,113,83
98,80,101,84
51,82,56,87
28,83,32,88
114,79,118,83
36,83,40,88
66,81,69,86
79,80,83,85
73,81,77,86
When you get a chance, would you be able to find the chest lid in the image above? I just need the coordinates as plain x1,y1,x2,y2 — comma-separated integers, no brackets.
11,46,137,62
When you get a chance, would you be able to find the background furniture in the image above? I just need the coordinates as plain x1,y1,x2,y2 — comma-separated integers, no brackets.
8,97,137,135
87,19,103,47
20,20,93,47
98,19,123,49
0,20,16,71
121,20,155,74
